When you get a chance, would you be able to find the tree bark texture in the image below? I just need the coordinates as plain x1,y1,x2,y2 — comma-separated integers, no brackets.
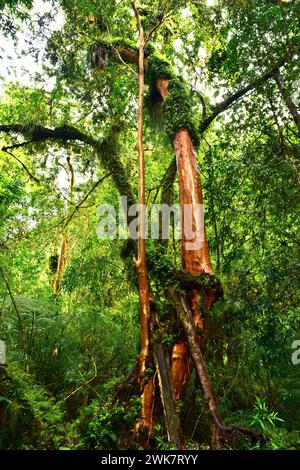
156,77,216,399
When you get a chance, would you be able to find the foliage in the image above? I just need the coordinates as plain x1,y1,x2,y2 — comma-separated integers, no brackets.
250,396,284,431
0,364,80,449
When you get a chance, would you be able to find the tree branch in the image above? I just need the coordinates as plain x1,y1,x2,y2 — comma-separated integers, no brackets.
144,8,175,46
274,70,300,133
0,123,135,208
267,0,295,5
111,45,139,76
199,59,286,133
63,172,113,229
0,124,93,146
1,148,40,183
2,140,34,152
175,292,265,448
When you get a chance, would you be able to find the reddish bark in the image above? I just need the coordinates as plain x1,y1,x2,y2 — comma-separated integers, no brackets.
138,378,155,436
156,78,214,399
171,342,192,401
173,129,212,276
156,78,170,100
177,293,264,448
132,2,154,438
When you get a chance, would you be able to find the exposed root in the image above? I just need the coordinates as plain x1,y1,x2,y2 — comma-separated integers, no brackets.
215,423,266,448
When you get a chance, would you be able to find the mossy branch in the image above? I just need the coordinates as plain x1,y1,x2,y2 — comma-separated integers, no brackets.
0,123,135,208
173,270,223,299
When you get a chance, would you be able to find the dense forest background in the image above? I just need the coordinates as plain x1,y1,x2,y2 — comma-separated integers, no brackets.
0,0,299,450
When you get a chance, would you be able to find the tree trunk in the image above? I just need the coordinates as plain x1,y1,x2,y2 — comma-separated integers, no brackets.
176,292,264,447
53,149,75,294
54,233,68,294
153,341,183,448
274,71,300,133
132,2,155,439
156,78,215,399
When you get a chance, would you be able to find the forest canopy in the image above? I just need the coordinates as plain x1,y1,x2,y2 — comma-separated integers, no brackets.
0,0,299,451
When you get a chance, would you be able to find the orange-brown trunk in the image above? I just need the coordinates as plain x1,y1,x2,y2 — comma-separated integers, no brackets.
133,3,154,438
171,342,191,401
173,129,212,277
156,79,213,400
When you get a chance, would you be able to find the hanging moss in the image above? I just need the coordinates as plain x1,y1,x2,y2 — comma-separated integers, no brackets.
112,38,138,53
163,79,200,148
147,54,176,83
144,89,164,131
49,255,59,274
89,38,137,73
146,54,200,148
90,41,200,146
91,41,200,147
153,319,182,346
95,128,135,208
160,157,177,207
145,54,174,122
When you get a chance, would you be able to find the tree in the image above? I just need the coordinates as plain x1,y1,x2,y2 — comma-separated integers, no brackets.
0,0,299,451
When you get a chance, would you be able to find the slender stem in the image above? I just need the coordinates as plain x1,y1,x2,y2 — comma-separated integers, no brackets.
2,149,40,183
132,0,155,436
0,266,29,371
63,172,113,230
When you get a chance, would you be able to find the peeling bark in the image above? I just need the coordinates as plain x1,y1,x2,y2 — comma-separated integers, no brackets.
173,129,212,276
156,78,215,399
171,342,192,401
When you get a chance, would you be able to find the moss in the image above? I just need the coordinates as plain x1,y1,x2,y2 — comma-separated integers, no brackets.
147,54,176,83
49,255,59,274
142,367,155,382
153,320,182,346
146,54,200,148
0,365,71,450
147,245,223,299
160,157,177,207
163,79,200,147
174,270,223,298
92,41,200,146
112,38,138,52
95,128,135,208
